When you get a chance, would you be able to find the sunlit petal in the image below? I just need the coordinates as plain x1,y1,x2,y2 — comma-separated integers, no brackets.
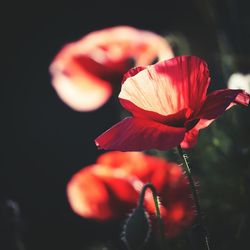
119,56,210,116
50,62,112,111
50,26,174,111
67,165,111,220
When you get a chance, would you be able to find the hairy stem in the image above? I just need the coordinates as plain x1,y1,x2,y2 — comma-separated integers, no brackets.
177,145,211,250
139,183,165,250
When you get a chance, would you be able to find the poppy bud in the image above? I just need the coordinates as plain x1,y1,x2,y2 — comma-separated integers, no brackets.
121,207,151,250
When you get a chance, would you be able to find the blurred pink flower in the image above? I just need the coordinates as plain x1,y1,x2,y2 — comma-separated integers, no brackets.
95,56,250,151
50,26,174,111
67,151,195,237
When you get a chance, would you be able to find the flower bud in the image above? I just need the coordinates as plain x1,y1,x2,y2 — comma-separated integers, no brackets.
121,207,151,250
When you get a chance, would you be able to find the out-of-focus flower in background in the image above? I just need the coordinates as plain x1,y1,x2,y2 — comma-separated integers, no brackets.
67,151,194,237
228,73,250,94
49,26,174,111
96,56,250,151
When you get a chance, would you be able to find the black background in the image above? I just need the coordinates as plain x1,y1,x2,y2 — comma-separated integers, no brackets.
2,1,250,249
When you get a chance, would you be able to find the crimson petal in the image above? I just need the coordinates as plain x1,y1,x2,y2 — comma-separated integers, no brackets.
180,127,200,148
181,89,249,148
95,117,186,151
120,98,193,127
197,89,249,120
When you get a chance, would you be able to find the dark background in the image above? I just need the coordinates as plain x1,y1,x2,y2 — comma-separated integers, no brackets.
2,0,250,249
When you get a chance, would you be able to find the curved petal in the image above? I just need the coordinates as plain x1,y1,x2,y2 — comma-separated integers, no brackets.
67,164,138,220
197,89,249,120
50,50,112,111
180,128,199,148
181,89,250,148
95,117,186,151
121,66,146,84
181,119,215,148
120,98,193,127
80,25,173,66
67,165,112,220
119,56,210,116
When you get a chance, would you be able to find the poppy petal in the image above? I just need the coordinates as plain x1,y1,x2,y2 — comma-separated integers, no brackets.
50,51,112,111
97,151,154,179
67,151,195,236
181,118,217,148
197,89,249,120
121,66,146,84
67,165,112,220
67,165,138,220
95,117,186,151
180,127,199,148
119,56,210,116
120,98,193,127
50,26,173,112
181,89,250,148
81,25,173,66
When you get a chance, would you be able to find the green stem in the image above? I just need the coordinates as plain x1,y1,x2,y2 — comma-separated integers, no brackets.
177,145,211,250
139,183,165,250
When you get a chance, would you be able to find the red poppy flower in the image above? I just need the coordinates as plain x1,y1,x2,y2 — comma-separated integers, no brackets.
95,56,250,150
67,151,194,237
49,26,174,111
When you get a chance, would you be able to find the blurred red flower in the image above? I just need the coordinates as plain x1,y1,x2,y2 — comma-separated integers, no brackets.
95,56,250,151
49,26,173,111
67,151,194,237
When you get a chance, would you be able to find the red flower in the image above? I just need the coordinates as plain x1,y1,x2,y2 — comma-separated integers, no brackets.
67,151,195,237
95,56,250,150
49,26,173,111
